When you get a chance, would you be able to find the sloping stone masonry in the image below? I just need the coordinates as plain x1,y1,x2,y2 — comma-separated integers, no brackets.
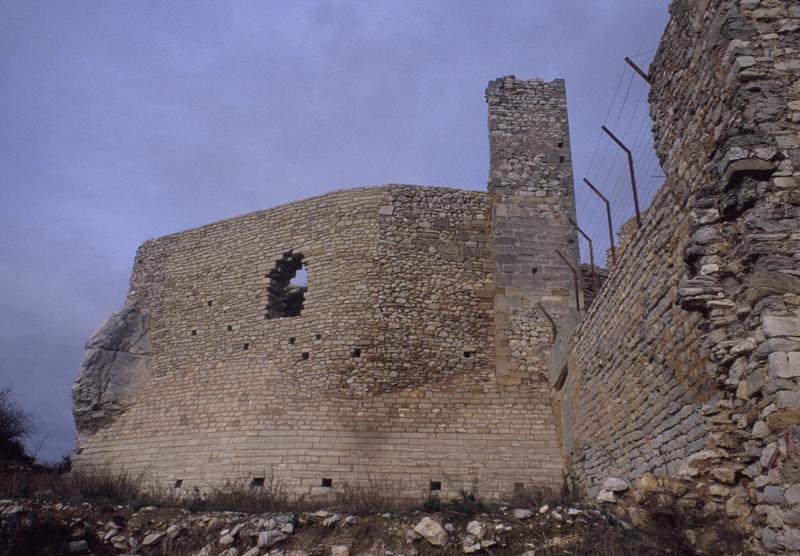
563,0,800,552
72,78,576,499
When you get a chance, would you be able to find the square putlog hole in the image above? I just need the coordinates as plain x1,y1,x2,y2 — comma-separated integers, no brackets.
301,352,309,360
243,343,250,351
352,348,361,358
321,478,333,488
251,477,265,488
430,481,442,491
174,479,183,489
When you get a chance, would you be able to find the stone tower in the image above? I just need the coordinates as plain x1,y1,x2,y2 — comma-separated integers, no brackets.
486,77,580,386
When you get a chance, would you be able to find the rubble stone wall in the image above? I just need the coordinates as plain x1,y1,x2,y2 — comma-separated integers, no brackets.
564,0,800,551
74,185,555,497
72,77,574,499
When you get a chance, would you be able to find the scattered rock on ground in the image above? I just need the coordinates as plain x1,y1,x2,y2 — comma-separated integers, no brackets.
413,516,448,546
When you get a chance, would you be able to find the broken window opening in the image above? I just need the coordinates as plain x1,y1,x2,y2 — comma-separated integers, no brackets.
265,251,307,318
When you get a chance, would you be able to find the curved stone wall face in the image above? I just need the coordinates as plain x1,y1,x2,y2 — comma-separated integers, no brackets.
73,184,563,497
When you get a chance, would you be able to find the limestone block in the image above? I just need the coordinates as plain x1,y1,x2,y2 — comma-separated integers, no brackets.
764,316,800,338
413,517,447,546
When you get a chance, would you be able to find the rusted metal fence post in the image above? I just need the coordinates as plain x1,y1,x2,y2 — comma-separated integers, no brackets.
601,125,642,228
582,178,616,265
555,249,580,312
537,302,558,340
624,56,651,84
568,218,597,294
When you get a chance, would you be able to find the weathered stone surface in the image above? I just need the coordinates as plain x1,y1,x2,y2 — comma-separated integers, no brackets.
561,2,800,553
602,477,629,492
413,517,447,546
257,530,287,548
142,532,163,546
68,540,88,553
72,307,150,439
466,520,485,539
769,352,800,379
778,528,800,552
764,316,800,338
71,79,574,499
597,490,616,504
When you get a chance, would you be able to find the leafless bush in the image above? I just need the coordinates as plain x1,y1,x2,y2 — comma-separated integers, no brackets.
0,467,150,505
183,474,297,514
0,386,36,462
506,483,563,509
331,477,414,514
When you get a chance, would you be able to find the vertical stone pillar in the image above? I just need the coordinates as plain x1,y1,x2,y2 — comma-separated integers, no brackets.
486,76,580,385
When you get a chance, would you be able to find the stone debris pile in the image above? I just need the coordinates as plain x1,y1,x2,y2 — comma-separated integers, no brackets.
0,498,626,555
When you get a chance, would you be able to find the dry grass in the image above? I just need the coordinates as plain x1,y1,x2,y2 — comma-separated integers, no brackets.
330,475,414,514
183,475,297,514
0,469,750,555
0,467,152,506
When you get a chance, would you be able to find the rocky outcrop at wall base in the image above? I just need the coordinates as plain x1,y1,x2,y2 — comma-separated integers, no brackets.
72,307,150,440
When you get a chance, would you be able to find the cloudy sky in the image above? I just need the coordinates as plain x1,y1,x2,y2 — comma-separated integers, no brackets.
0,0,670,461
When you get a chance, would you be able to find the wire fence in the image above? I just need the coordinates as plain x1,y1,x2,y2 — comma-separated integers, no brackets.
574,51,664,268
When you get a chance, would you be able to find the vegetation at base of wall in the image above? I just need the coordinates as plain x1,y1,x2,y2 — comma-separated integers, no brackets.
182,476,296,514
0,467,750,555
0,467,154,507
330,478,414,515
0,386,36,465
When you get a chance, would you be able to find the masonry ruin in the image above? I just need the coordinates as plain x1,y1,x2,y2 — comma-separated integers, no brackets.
73,0,800,551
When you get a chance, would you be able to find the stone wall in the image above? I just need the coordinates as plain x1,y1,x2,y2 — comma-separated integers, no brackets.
487,77,581,385
72,76,574,499
563,0,800,551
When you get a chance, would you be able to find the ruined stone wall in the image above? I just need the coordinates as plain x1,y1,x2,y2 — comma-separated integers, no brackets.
563,0,800,551
72,184,562,498
487,77,581,386
72,76,574,499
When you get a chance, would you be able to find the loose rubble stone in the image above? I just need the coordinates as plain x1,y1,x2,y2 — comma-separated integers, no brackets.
602,477,629,492
466,520,485,539
512,508,533,519
69,540,88,553
257,530,287,548
597,490,616,504
413,517,447,546
143,532,163,546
